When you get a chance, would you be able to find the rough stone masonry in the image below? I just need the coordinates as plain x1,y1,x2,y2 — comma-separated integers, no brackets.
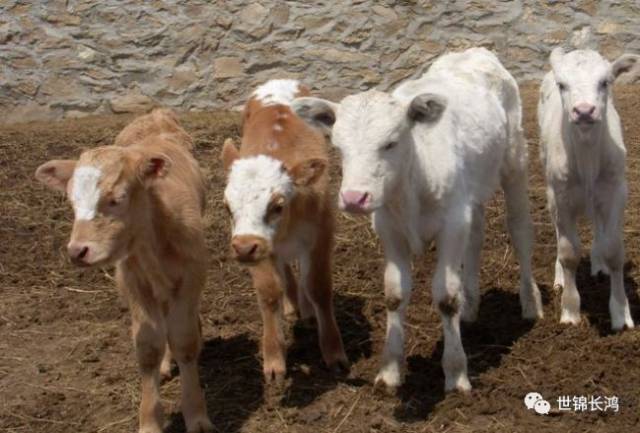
0,0,638,124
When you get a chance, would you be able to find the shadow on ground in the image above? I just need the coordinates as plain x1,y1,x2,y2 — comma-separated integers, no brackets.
167,333,262,433
280,292,372,408
393,287,539,421
578,259,639,336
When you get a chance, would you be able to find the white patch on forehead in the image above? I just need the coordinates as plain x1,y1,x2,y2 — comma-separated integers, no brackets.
252,79,300,106
225,155,294,239
71,165,102,220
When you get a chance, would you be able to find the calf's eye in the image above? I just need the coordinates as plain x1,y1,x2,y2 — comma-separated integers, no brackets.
271,204,284,215
382,141,398,151
265,196,286,222
108,195,125,207
599,80,609,90
557,82,567,92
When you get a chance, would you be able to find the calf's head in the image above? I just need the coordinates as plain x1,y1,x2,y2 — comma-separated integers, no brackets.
550,47,639,127
292,90,446,214
221,139,326,264
35,146,169,266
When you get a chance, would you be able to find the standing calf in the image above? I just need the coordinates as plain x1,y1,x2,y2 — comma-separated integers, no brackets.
293,48,543,392
35,109,213,433
221,79,348,383
538,47,640,330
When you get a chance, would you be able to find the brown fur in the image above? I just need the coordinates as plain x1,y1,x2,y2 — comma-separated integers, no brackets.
223,96,348,381
115,108,194,149
35,109,213,433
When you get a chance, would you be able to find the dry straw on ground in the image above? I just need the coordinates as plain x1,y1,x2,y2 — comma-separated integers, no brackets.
1,85,640,433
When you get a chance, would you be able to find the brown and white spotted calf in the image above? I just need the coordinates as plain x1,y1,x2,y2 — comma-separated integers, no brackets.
35,109,213,433
221,79,348,382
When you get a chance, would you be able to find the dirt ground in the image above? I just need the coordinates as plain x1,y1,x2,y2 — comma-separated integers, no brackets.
2,84,640,433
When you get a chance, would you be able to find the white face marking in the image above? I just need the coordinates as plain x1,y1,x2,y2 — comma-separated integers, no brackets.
274,124,283,132
224,155,294,240
252,79,300,106
71,166,102,220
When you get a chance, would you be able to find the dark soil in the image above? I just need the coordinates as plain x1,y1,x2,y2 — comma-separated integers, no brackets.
2,84,640,433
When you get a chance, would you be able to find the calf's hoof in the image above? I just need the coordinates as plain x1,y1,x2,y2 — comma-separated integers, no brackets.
139,424,163,433
374,363,403,394
327,358,350,376
263,359,286,385
610,300,634,331
444,373,471,394
521,302,544,321
186,415,214,433
559,308,581,326
520,280,544,321
373,379,399,397
589,257,609,277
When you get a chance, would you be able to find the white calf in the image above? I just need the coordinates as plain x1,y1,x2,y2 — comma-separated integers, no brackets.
538,47,640,330
293,48,543,392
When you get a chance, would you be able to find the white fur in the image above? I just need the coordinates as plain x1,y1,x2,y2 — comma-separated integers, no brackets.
71,166,102,221
252,79,301,106
224,155,294,240
293,47,543,392
538,47,635,330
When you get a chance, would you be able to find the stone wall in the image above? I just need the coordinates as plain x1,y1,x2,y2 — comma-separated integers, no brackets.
1,0,639,124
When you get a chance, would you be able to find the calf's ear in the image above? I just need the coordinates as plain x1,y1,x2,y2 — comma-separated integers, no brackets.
611,54,640,83
137,152,171,185
35,159,77,193
288,158,326,187
221,138,240,172
291,97,338,139
408,93,447,124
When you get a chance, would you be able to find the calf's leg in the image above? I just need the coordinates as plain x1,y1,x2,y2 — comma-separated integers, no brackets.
502,173,543,319
461,204,484,322
596,183,633,330
281,262,298,319
167,276,212,433
159,344,173,380
551,194,582,325
302,235,348,372
251,259,287,382
281,262,314,321
553,256,564,289
434,208,471,392
590,221,609,277
130,304,166,433
374,231,412,390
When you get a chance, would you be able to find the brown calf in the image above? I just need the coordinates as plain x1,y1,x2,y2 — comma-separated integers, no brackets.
221,79,348,382
35,109,212,433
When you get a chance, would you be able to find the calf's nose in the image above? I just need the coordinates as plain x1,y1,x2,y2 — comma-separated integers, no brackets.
572,102,596,121
67,242,89,264
341,190,369,208
231,235,266,263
